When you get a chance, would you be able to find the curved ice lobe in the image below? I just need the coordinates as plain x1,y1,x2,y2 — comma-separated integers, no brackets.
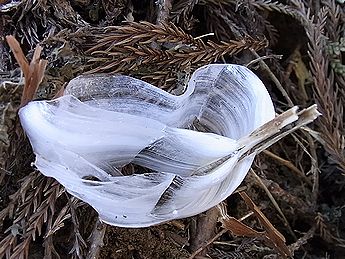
19,64,275,227
65,64,273,137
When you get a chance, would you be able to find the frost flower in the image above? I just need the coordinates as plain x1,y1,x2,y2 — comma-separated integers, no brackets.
19,64,275,227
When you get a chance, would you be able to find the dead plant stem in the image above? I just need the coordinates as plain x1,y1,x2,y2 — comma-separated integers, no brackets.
251,169,298,240
250,49,294,107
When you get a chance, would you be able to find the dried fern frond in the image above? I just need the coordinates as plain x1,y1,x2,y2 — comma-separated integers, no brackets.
203,1,244,41
83,21,267,79
207,0,296,16
43,200,71,258
262,19,279,46
250,0,301,18
100,0,129,24
247,0,345,173
86,21,195,50
0,80,21,172
0,177,63,258
324,2,345,75
68,197,87,259
316,213,345,246
247,0,309,27
322,0,343,41
10,0,88,46
196,0,281,51
250,0,296,14
170,0,199,30
301,5,345,172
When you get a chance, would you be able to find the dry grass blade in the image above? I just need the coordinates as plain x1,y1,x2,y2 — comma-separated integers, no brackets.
4,36,29,75
254,174,313,218
221,217,259,237
239,191,291,258
189,203,285,259
5,36,47,107
262,149,312,186
250,50,294,107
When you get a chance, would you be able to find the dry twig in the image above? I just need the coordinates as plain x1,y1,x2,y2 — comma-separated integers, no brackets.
251,169,297,240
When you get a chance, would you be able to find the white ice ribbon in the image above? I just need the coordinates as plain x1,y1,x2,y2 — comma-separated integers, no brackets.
19,64,276,227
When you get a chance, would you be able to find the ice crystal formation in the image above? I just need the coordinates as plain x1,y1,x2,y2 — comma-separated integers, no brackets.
19,64,275,227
